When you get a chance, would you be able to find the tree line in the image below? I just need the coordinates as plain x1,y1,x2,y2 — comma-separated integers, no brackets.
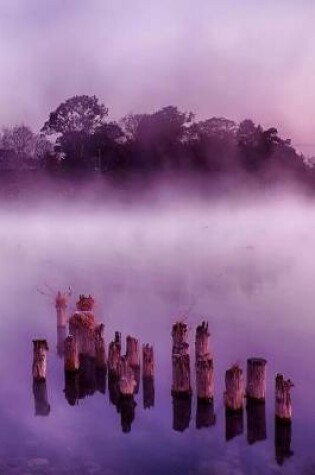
0,94,311,185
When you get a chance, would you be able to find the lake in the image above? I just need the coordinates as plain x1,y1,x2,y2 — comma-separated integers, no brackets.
1,194,315,474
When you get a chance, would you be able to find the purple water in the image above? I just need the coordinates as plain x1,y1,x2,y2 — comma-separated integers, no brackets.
1,196,315,474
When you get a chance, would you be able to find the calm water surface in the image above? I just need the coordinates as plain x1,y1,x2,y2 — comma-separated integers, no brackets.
1,198,315,474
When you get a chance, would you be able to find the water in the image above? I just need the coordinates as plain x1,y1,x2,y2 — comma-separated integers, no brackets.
1,196,315,474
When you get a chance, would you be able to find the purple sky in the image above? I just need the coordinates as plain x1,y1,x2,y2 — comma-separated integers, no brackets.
0,0,315,153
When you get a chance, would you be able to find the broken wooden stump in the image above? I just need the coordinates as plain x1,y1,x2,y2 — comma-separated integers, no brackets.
246,357,267,402
172,321,189,356
195,321,212,360
246,400,266,445
33,380,50,416
224,365,245,412
196,358,214,402
95,324,106,369
196,400,215,429
119,356,137,397
108,335,121,377
142,344,154,379
68,295,97,357
64,335,79,373
32,340,49,381
275,418,293,465
172,354,191,395
126,336,140,368
275,374,293,422
55,291,68,328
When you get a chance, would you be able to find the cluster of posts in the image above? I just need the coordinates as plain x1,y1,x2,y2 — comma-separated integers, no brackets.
31,295,294,464
32,292,154,433
171,321,294,465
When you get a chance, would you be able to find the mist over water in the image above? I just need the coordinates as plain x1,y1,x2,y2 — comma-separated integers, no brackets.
1,189,315,473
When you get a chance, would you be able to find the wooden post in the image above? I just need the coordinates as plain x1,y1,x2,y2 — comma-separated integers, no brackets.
68,295,96,357
172,354,191,395
126,336,140,368
119,356,136,397
172,322,189,356
224,365,244,412
64,335,79,373
142,344,154,379
55,291,68,328
275,374,293,422
108,337,121,377
195,321,212,359
196,359,214,402
33,381,50,416
246,358,267,401
95,324,106,369
32,340,49,381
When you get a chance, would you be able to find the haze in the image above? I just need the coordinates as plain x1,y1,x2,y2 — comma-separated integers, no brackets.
0,0,315,154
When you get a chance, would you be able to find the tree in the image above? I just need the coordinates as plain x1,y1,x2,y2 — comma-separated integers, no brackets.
41,95,108,136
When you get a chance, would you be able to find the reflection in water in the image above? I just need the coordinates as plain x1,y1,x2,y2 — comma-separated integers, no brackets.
119,397,137,433
64,372,79,406
275,420,293,466
79,355,96,399
143,377,155,409
33,380,50,416
225,410,243,441
172,395,191,432
196,400,215,429
246,401,266,445
108,374,120,409
96,368,107,394
57,325,67,358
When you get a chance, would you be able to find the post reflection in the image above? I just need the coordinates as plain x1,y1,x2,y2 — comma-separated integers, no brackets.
119,397,137,433
172,395,191,432
33,380,50,416
143,377,155,409
196,400,215,429
275,419,293,466
225,410,243,441
246,401,266,445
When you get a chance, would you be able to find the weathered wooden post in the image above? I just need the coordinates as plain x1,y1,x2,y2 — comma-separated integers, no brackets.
69,295,96,357
64,335,79,373
275,374,293,422
196,359,214,401
119,356,136,397
142,344,154,379
95,324,106,369
275,418,293,465
33,381,50,416
108,334,121,377
246,358,267,401
195,321,212,359
32,340,49,381
196,400,215,429
55,291,68,328
247,401,266,444
224,365,244,412
172,322,191,396
126,336,140,368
